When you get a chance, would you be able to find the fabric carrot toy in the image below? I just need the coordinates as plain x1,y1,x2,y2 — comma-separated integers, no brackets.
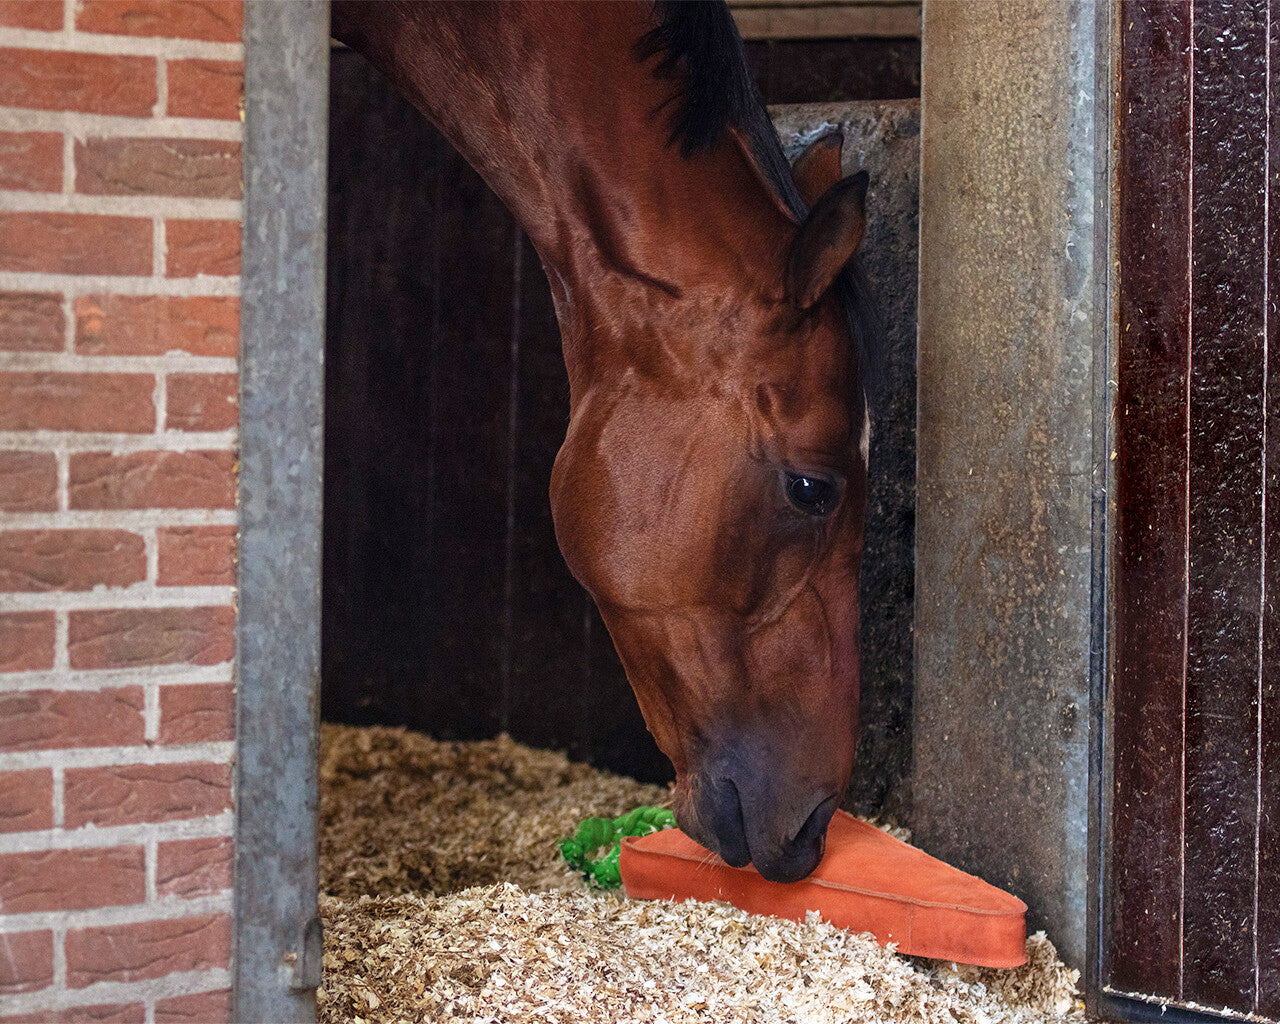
619,808,1030,968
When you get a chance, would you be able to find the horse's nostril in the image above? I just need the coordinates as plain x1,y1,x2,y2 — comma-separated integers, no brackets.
695,776,751,868
748,796,838,884
788,794,839,853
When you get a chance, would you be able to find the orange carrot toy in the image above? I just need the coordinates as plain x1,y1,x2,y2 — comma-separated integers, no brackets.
620,809,1028,968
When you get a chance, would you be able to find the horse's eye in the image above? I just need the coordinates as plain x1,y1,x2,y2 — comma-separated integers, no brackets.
784,473,837,516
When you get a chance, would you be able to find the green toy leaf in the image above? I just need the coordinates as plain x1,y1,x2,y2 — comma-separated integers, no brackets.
559,805,675,889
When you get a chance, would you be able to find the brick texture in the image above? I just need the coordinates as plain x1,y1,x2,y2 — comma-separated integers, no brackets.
0,770,53,833
0,452,56,512
64,762,232,828
0,131,61,192
76,138,241,200
76,1,242,42
0,373,155,433
0,688,144,751
157,526,235,586
0,293,64,353
0,530,146,592
153,989,230,1023
158,682,232,743
0,930,53,995
0,612,55,672
0,49,155,117
69,451,235,510
0,1,62,30
167,60,241,121
0,213,151,276
0,847,144,913
0,1004,146,1024
66,913,231,988
155,836,231,898
75,295,237,358
0,2,243,1014
166,373,236,431
69,450,235,509
165,219,239,278
68,606,234,669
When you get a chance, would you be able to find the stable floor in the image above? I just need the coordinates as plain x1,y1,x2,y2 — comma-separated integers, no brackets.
316,725,1080,1023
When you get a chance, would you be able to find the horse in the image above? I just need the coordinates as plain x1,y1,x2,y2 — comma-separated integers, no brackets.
330,0,879,884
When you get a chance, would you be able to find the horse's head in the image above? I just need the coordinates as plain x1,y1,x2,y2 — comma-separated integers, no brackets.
550,131,871,882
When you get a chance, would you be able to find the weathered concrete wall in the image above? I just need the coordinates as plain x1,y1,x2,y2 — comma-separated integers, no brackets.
774,101,920,819
913,1,1098,969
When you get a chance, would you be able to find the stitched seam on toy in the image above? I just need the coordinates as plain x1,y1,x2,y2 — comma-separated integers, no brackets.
619,841,1027,915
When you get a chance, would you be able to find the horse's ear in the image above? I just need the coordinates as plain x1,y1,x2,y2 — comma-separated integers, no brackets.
790,130,844,209
785,170,868,310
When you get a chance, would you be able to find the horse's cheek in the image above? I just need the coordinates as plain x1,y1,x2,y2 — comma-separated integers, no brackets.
548,418,626,601
548,445,595,591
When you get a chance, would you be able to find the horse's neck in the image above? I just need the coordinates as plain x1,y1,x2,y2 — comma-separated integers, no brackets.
331,1,792,383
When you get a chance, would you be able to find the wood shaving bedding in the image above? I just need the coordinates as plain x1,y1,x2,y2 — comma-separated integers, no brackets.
319,724,1083,1023
320,724,671,897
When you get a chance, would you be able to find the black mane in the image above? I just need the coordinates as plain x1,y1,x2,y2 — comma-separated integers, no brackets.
636,0,884,407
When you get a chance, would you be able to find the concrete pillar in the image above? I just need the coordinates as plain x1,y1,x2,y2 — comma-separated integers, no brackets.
913,0,1104,970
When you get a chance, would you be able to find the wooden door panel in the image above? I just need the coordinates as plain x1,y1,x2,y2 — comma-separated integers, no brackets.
1110,0,1193,1001
1260,8,1280,1015
1110,2,1280,1017
1182,0,1268,1006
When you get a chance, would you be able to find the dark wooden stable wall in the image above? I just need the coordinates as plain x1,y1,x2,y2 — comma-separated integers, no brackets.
321,40,920,787
1110,1,1279,1018
321,48,661,774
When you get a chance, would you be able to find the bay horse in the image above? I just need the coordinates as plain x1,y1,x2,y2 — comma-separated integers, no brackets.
330,0,879,884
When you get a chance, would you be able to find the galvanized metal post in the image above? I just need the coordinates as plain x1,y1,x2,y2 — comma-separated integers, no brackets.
235,2,329,1020
913,0,1106,971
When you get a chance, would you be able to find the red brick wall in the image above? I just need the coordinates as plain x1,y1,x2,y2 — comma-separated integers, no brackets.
0,2,240,1020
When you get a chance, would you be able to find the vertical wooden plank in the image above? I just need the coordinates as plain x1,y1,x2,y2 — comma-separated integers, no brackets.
323,53,514,739
421,138,518,739
1108,0,1192,1000
322,51,443,727
1182,0,1268,1009
742,38,921,103
1257,4,1280,1014
320,49,361,719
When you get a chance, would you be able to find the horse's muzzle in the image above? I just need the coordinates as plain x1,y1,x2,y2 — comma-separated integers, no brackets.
685,772,840,884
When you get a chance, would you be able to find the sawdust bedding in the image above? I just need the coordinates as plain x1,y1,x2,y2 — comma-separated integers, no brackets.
319,724,1084,1023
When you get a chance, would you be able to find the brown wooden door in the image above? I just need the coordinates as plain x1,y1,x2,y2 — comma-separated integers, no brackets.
1108,2,1280,1019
